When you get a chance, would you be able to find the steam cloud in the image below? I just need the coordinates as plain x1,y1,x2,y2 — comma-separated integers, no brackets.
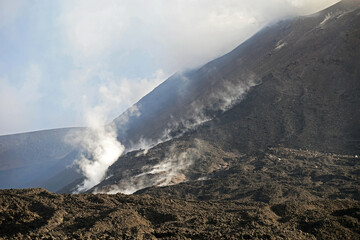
65,82,127,193
68,123,124,193
94,142,201,194
178,72,259,129
64,69,165,193
128,72,259,152
0,0,340,135
92,74,258,194
52,1,339,194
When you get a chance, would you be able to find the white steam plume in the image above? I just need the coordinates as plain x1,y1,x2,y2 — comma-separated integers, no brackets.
63,68,166,193
88,73,259,195
68,122,124,193
177,72,259,130
94,143,200,194
126,128,173,154
65,78,126,193
127,72,259,152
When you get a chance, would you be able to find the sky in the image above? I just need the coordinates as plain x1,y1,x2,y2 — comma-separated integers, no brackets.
0,0,339,135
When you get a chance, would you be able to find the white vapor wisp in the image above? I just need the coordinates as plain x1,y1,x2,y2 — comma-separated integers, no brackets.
94,143,201,194
69,123,124,193
65,77,129,193
179,72,259,130
63,67,166,193
126,72,259,152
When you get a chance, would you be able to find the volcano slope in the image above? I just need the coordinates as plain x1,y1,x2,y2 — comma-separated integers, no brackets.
1,0,360,239
112,0,360,155
0,0,359,192
87,0,360,194
60,0,360,194
2,149,358,239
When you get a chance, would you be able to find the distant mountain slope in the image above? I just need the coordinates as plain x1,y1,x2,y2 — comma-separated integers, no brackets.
0,128,82,190
91,0,360,194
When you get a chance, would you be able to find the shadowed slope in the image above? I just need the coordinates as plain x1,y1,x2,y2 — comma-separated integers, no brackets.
89,0,360,195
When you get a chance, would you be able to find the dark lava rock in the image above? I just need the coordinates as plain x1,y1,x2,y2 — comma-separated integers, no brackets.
1,146,360,239
0,188,359,239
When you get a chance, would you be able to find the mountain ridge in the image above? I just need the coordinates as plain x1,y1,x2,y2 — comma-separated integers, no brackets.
87,0,360,194
0,1,360,239
0,0,359,194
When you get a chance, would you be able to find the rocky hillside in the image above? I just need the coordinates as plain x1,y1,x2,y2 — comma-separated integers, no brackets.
1,146,359,239
1,1,360,239
113,0,360,155
136,147,360,201
1,0,359,193
73,0,360,195
2,146,359,239
193,0,360,155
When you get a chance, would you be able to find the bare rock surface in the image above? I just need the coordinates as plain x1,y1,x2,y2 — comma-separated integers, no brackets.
1,147,359,239
1,188,359,240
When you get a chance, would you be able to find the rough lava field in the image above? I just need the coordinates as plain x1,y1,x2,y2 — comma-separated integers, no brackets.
1,0,360,239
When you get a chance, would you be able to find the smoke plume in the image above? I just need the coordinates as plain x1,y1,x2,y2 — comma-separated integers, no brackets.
65,80,127,193
90,73,259,195
68,123,124,193
178,72,259,130
94,142,201,194
127,72,259,152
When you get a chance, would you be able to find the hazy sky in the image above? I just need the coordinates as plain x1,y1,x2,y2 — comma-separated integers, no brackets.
0,0,339,135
